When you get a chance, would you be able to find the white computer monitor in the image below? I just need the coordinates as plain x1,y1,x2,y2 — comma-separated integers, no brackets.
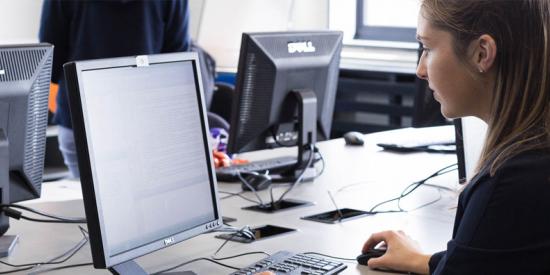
455,116,488,183
64,52,222,274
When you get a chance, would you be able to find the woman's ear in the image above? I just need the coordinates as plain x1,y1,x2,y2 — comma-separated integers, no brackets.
472,34,497,73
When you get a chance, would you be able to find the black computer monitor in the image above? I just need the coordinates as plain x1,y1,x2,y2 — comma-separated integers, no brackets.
64,52,222,274
0,43,53,256
454,117,487,183
227,31,342,179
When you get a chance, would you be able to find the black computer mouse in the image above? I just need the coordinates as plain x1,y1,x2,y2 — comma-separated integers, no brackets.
357,248,386,265
343,131,365,146
241,173,272,191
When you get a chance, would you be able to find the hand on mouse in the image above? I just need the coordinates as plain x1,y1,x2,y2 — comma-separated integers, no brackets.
362,230,431,274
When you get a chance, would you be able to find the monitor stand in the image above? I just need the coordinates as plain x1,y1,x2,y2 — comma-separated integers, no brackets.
0,235,18,258
109,260,197,275
242,90,318,213
272,89,318,183
0,130,19,258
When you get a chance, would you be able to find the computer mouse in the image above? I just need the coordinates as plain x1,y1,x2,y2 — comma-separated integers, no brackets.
241,173,272,191
343,131,365,146
357,248,386,265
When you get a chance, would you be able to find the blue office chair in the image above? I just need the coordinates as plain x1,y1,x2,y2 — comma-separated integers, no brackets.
210,82,234,123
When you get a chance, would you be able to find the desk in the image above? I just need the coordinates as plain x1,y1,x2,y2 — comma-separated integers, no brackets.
3,126,459,274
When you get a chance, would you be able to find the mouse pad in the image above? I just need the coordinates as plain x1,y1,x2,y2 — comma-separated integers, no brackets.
215,224,297,243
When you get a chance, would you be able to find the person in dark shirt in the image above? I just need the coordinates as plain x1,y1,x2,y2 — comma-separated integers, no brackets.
361,0,550,274
39,0,191,178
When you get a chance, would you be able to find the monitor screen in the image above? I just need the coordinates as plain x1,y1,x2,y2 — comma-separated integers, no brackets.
65,52,222,270
455,117,487,183
227,31,343,155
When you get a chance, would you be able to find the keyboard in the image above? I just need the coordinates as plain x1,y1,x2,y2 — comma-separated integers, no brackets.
215,156,297,182
231,251,347,275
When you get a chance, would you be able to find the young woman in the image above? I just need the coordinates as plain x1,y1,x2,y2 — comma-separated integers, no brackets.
362,0,550,274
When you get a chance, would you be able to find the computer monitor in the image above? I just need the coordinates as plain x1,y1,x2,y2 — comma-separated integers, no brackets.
64,52,222,274
455,117,487,183
0,43,53,256
227,31,343,180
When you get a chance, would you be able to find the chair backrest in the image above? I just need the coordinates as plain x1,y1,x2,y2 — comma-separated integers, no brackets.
210,82,234,123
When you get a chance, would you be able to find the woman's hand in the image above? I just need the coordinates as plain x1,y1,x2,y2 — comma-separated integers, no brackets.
362,230,431,274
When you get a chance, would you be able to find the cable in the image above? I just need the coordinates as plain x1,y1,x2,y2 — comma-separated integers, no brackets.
399,188,443,212
0,226,89,274
0,266,34,274
0,236,87,268
17,216,86,224
28,263,93,274
302,252,356,262
212,226,254,258
218,191,260,204
369,163,458,213
369,197,404,214
1,204,86,223
220,190,244,200
1,206,86,224
211,251,270,261
276,144,315,203
423,182,456,192
236,171,266,206
314,147,326,178
269,130,324,171
151,257,239,274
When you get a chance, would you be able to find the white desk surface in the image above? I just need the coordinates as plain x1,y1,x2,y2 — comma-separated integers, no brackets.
5,126,460,274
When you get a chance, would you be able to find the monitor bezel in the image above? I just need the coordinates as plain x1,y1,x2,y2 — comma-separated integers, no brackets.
64,52,223,269
454,119,467,183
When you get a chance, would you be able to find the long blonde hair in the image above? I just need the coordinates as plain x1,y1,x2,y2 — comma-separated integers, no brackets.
421,0,550,176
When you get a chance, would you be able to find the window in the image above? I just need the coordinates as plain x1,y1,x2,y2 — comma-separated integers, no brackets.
355,0,420,42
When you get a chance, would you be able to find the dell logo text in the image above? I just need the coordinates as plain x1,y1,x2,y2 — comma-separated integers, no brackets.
287,41,316,53
163,237,175,246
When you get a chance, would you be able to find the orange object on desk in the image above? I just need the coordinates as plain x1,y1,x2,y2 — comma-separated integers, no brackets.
212,150,249,168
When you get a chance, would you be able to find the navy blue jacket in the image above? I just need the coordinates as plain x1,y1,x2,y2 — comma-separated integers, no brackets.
429,149,550,274
39,0,191,128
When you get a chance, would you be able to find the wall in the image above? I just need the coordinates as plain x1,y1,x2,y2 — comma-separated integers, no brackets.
0,0,329,71
0,0,43,44
189,0,205,40
195,0,329,71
